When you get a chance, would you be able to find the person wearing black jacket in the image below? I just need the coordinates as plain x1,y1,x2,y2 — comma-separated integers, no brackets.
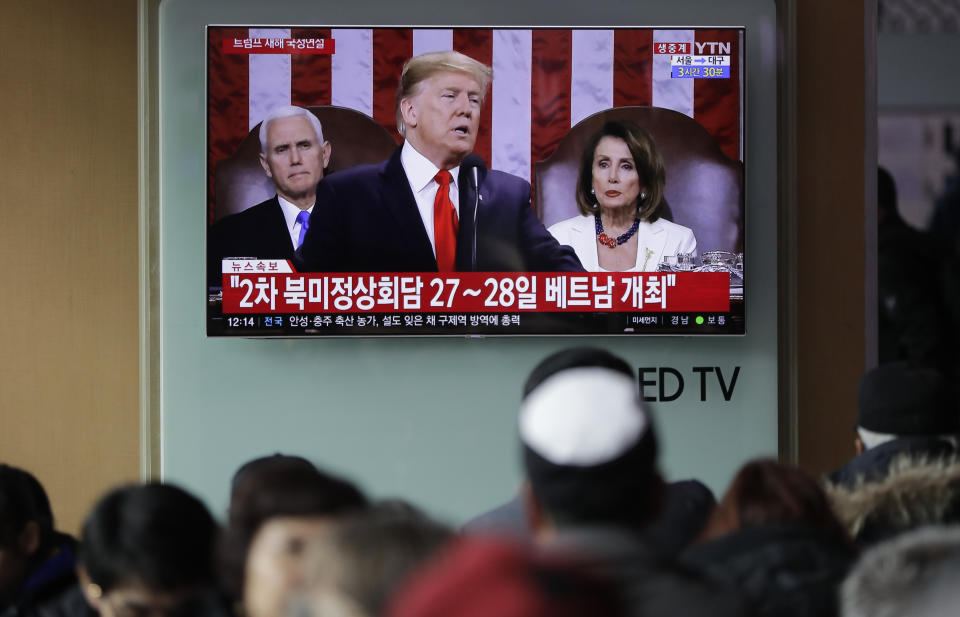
519,349,750,617
681,460,856,617
828,362,958,488
0,465,77,617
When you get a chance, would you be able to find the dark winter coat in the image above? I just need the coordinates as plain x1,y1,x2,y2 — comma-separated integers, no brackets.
0,535,83,617
544,525,753,617
680,525,855,617
828,436,956,487
826,455,960,546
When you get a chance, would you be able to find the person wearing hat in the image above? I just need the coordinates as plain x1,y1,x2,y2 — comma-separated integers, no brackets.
463,348,718,558
462,347,644,540
825,363,960,546
518,357,749,617
828,362,959,487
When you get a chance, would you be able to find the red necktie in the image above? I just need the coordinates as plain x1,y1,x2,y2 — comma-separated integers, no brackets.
433,170,459,272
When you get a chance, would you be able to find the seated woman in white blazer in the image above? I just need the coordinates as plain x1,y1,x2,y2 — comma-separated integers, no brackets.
547,120,697,272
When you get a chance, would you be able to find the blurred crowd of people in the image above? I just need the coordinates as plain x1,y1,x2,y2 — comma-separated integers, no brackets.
3,347,960,617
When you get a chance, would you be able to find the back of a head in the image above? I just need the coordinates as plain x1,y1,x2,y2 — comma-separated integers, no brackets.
305,502,454,617
80,483,218,593
0,464,57,609
222,463,368,598
522,347,633,398
386,538,620,617
841,526,960,617
0,464,54,557
520,363,660,531
857,363,958,438
642,479,716,556
701,459,850,544
229,462,367,528
228,454,317,520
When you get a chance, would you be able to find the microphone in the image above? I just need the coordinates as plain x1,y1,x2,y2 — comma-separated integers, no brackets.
472,165,479,271
464,154,486,271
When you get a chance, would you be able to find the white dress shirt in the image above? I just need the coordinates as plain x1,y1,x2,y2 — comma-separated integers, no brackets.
277,196,315,248
400,141,461,257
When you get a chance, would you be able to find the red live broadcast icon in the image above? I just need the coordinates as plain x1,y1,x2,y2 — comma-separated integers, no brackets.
653,42,692,54
653,41,732,55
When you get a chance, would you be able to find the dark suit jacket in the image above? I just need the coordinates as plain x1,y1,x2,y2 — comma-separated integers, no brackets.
208,196,295,286
295,148,583,272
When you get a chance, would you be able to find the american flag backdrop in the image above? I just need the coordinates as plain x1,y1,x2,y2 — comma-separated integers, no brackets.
208,26,742,198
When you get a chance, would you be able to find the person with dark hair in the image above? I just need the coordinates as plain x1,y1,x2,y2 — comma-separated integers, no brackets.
681,460,855,617
518,353,748,617
823,364,960,547
929,152,960,371
521,346,634,398
828,362,958,488
462,347,635,539
464,348,718,560
299,501,453,617
548,120,696,271
641,479,717,557
76,483,225,617
220,457,367,617
0,465,76,617
876,166,950,366
226,454,316,520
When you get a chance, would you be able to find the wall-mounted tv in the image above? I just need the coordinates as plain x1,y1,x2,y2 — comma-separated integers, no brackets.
206,25,745,336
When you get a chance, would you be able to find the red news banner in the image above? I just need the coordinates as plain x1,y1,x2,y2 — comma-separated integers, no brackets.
223,37,335,54
221,261,730,314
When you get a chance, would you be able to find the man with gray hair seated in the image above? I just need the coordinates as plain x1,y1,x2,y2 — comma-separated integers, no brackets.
210,105,331,287
841,526,960,617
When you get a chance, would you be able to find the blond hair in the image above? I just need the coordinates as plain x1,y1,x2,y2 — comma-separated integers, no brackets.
395,51,492,135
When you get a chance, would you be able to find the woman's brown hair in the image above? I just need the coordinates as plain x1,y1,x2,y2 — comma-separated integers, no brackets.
699,459,851,545
575,120,666,221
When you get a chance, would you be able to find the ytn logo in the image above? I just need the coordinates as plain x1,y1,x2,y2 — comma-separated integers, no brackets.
694,41,731,55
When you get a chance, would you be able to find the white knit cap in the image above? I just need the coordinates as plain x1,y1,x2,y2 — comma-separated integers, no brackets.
519,367,649,467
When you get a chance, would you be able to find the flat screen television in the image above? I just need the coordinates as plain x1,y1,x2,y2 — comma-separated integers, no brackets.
206,25,745,336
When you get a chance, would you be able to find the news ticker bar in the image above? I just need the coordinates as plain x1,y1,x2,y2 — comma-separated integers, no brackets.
220,269,732,314
217,311,737,335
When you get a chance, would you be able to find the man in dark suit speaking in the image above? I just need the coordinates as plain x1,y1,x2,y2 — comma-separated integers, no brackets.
209,105,331,286
295,51,583,273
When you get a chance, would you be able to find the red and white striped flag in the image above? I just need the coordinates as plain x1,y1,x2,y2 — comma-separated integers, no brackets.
208,26,741,191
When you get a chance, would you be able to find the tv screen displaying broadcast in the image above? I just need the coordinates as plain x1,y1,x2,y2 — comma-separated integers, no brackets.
206,26,745,336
